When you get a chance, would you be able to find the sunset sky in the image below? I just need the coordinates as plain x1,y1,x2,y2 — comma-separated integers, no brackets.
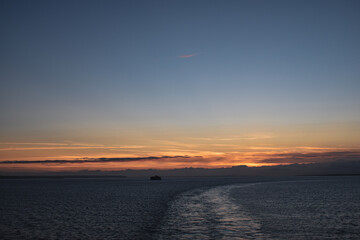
1,0,359,173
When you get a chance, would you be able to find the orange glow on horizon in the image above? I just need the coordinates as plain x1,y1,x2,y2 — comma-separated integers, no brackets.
1,123,359,173
1,148,359,173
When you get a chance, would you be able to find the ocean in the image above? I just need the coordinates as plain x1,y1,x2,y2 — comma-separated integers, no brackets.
1,176,359,239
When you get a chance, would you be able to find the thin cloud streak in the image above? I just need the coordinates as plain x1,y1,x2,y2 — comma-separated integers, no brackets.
2,151,360,167
0,156,190,164
260,151,360,163
0,142,70,146
179,53,197,58
0,146,145,151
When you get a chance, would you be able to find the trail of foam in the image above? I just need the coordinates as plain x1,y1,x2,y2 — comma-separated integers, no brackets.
156,184,270,239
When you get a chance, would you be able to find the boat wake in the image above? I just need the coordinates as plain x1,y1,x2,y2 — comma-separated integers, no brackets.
156,184,269,239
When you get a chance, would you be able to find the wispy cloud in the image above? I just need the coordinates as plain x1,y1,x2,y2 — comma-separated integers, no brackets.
2,151,360,169
0,145,145,151
260,151,360,164
179,53,197,58
0,156,190,164
0,142,70,146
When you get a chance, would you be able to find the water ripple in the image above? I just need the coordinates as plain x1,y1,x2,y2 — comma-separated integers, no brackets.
156,184,269,239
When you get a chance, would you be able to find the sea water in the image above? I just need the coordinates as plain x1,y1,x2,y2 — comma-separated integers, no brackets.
156,177,360,239
1,176,359,239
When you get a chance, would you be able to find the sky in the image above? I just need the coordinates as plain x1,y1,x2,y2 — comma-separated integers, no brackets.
1,0,360,173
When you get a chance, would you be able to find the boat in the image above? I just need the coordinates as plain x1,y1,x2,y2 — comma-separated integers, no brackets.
150,175,161,180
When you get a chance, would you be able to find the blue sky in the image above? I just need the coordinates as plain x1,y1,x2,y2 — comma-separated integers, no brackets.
0,0,359,169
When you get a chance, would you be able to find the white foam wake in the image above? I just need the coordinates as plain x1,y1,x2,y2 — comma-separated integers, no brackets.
156,184,270,239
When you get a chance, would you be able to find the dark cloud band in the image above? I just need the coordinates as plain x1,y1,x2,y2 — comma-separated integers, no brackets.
260,151,360,163
0,156,190,164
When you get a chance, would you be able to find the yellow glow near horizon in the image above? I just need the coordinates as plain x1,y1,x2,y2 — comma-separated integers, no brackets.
0,121,359,172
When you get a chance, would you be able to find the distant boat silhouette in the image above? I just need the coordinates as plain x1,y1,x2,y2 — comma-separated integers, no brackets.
150,175,161,180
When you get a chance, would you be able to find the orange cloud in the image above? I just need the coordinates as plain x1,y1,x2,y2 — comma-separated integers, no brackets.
179,53,197,58
0,145,145,151
2,151,360,172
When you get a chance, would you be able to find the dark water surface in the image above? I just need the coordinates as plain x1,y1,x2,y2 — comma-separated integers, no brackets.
1,176,359,239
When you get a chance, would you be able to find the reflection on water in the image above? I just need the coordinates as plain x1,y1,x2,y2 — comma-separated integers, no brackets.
156,184,269,239
157,177,360,239
2,177,359,239
0,177,248,240
230,178,360,239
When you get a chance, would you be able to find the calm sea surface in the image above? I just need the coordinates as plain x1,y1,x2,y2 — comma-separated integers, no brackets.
1,176,359,239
